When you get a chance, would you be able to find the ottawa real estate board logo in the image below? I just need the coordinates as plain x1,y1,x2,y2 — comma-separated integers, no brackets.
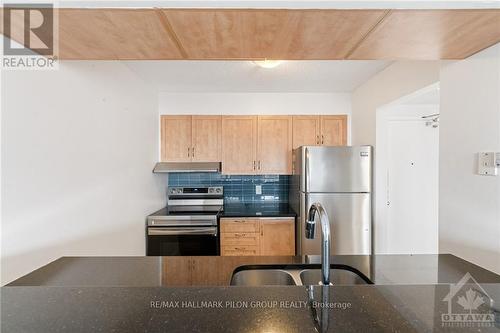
441,272,496,328
2,3,58,69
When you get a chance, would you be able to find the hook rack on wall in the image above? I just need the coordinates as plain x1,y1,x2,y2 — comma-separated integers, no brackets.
422,113,440,128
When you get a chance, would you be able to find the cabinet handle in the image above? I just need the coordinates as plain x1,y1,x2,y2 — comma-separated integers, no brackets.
321,135,324,145
235,233,246,237
316,135,320,145
192,146,195,157
258,160,261,170
253,161,256,170
187,147,190,157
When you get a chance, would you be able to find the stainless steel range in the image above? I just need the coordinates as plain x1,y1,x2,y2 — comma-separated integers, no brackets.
146,186,223,256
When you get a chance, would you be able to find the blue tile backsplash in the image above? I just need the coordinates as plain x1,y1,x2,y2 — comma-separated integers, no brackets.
168,173,289,203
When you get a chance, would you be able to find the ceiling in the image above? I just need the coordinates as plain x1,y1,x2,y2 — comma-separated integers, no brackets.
1,8,499,60
125,60,391,92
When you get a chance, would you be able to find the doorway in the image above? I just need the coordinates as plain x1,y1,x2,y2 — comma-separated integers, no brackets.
375,84,440,254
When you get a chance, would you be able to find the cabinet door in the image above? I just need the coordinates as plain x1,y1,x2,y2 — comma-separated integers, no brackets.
320,115,348,146
260,218,295,256
161,115,192,161
221,116,257,174
190,257,224,286
161,257,192,286
292,116,320,149
257,116,292,174
192,116,221,162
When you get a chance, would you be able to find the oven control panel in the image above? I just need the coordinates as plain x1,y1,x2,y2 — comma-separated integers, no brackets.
168,186,223,196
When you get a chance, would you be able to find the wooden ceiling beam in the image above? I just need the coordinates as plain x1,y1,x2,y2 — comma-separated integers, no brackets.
1,8,499,60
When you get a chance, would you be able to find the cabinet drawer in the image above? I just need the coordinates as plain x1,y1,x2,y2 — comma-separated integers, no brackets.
221,232,260,246
220,219,260,233
222,245,259,256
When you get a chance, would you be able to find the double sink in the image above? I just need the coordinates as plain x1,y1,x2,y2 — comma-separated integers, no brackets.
230,264,373,286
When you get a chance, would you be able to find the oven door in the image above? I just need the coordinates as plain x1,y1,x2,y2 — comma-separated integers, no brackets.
146,226,219,256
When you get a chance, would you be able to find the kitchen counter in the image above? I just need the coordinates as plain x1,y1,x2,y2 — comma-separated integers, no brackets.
8,254,500,287
2,284,499,332
3,254,500,332
220,202,297,218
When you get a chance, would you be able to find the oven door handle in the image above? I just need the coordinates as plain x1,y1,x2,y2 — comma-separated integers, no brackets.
148,227,218,236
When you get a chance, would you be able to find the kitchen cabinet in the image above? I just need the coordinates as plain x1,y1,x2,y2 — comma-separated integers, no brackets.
292,115,320,149
222,116,292,175
162,257,224,286
320,115,348,146
220,217,295,256
161,115,221,162
161,257,192,286
192,116,221,162
161,115,192,162
161,114,347,172
221,116,257,174
259,219,295,256
257,116,292,174
292,115,348,148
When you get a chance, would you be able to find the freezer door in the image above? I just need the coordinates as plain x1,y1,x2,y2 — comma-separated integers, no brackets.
296,146,372,193
298,192,371,255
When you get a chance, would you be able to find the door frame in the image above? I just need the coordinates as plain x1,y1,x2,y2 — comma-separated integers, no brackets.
374,83,440,254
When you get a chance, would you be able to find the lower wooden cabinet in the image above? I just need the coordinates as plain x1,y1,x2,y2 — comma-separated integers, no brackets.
162,257,225,286
220,217,295,256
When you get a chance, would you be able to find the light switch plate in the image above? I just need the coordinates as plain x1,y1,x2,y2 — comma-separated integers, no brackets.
255,185,262,195
478,152,498,176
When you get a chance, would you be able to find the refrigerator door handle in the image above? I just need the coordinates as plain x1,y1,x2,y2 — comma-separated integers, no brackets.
305,147,310,193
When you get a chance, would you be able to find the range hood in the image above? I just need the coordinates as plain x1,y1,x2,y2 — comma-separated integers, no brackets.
153,162,221,173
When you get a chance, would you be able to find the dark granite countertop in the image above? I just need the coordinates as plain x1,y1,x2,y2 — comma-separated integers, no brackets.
8,254,500,287
3,255,500,332
2,284,500,332
220,202,297,218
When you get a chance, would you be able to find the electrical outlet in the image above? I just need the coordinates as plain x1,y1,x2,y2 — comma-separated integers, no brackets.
255,185,262,195
478,152,498,176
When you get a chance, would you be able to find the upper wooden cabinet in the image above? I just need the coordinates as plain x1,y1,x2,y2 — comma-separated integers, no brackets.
221,116,257,174
161,114,348,173
257,116,292,174
320,115,348,146
292,115,348,148
161,115,221,162
292,116,321,149
192,116,221,162
161,115,192,162
222,116,292,175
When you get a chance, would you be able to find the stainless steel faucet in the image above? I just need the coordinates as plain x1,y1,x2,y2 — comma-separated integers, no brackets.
306,202,331,285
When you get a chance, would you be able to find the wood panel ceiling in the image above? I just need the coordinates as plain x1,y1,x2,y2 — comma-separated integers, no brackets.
1,8,499,60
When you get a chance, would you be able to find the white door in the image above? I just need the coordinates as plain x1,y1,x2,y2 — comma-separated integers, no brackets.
385,119,439,254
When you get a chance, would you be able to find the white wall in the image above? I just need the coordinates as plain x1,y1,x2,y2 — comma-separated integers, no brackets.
351,61,441,146
159,92,351,115
439,43,500,274
1,61,165,284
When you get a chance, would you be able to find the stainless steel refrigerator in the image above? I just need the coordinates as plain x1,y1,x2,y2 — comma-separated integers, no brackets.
289,146,373,255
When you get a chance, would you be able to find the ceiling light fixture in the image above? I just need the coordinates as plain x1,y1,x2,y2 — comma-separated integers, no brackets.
253,59,284,69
